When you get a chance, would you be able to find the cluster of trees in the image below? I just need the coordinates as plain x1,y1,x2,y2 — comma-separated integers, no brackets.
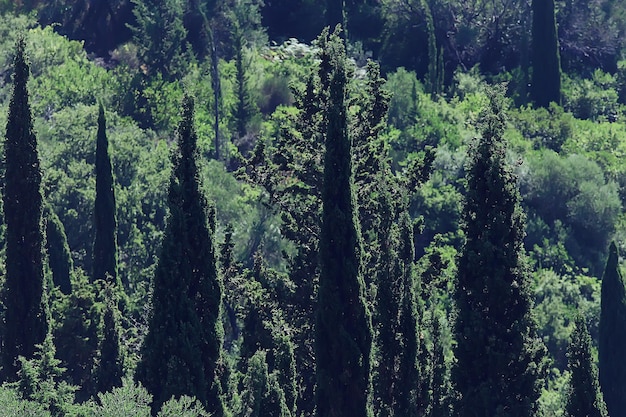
1,0,626,416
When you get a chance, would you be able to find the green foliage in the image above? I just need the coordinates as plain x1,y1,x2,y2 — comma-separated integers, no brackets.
520,150,621,273
453,89,546,417
562,71,622,121
90,378,152,417
0,384,50,416
94,285,125,395
130,0,191,80
598,242,626,416
157,395,210,417
565,315,607,417
510,103,574,151
14,334,77,416
239,351,291,417
315,27,373,417
1,35,49,381
52,272,102,401
533,270,601,371
44,203,73,295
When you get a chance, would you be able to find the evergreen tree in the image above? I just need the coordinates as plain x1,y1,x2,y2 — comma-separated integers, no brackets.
599,242,626,417
315,27,373,417
566,315,607,417
95,285,125,395
16,333,76,416
530,0,561,108
395,212,423,417
429,310,452,417
53,273,101,402
136,95,226,416
239,350,291,417
130,0,190,79
93,104,119,287
44,204,73,295
1,36,49,382
452,89,545,417
241,71,324,417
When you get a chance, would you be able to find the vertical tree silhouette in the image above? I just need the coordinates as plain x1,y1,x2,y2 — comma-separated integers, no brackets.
315,27,373,417
1,36,49,382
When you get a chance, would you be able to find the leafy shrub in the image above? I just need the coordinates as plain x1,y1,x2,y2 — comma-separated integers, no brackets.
562,71,622,121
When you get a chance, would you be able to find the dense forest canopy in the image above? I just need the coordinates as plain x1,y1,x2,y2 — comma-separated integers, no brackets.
0,0,625,415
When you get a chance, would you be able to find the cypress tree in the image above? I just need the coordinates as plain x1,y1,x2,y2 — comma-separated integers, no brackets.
136,95,226,416
95,286,125,395
44,204,73,295
598,242,626,417
395,211,422,417
429,310,452,417
566,315,607,417
315,27,373,417
452,89,545,417
530,0,561,108
1,36,49,381
93,104,119,286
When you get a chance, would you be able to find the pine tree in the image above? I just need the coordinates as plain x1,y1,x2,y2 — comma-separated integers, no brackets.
1,36,49,382
93,104,119,287
315,27,373,417
530,0,561,108
136,95,226,416
566,315,607,417
452,89,545,417
599,242,626,417
44,204,73,295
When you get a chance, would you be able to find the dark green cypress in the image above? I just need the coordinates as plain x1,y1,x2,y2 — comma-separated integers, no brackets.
136,95,226,416
95,285,125,394
530,0,561,108
1,36,49,382
93,104,119,286
452,89,545,417
566,315,607,417
315,27,373,417
429,310,452,417
395,212,422,417
599,242,626,417
44,204,73,295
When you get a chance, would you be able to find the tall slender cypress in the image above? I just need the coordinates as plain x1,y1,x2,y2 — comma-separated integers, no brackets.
453,90,545,417
1,36,48,381
136,95,225,416
530,0,561,108
315,27,373,417
566,315,607,417
95,286,125,395
599,242,626,417
93,104,119,286
44,203,73,295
